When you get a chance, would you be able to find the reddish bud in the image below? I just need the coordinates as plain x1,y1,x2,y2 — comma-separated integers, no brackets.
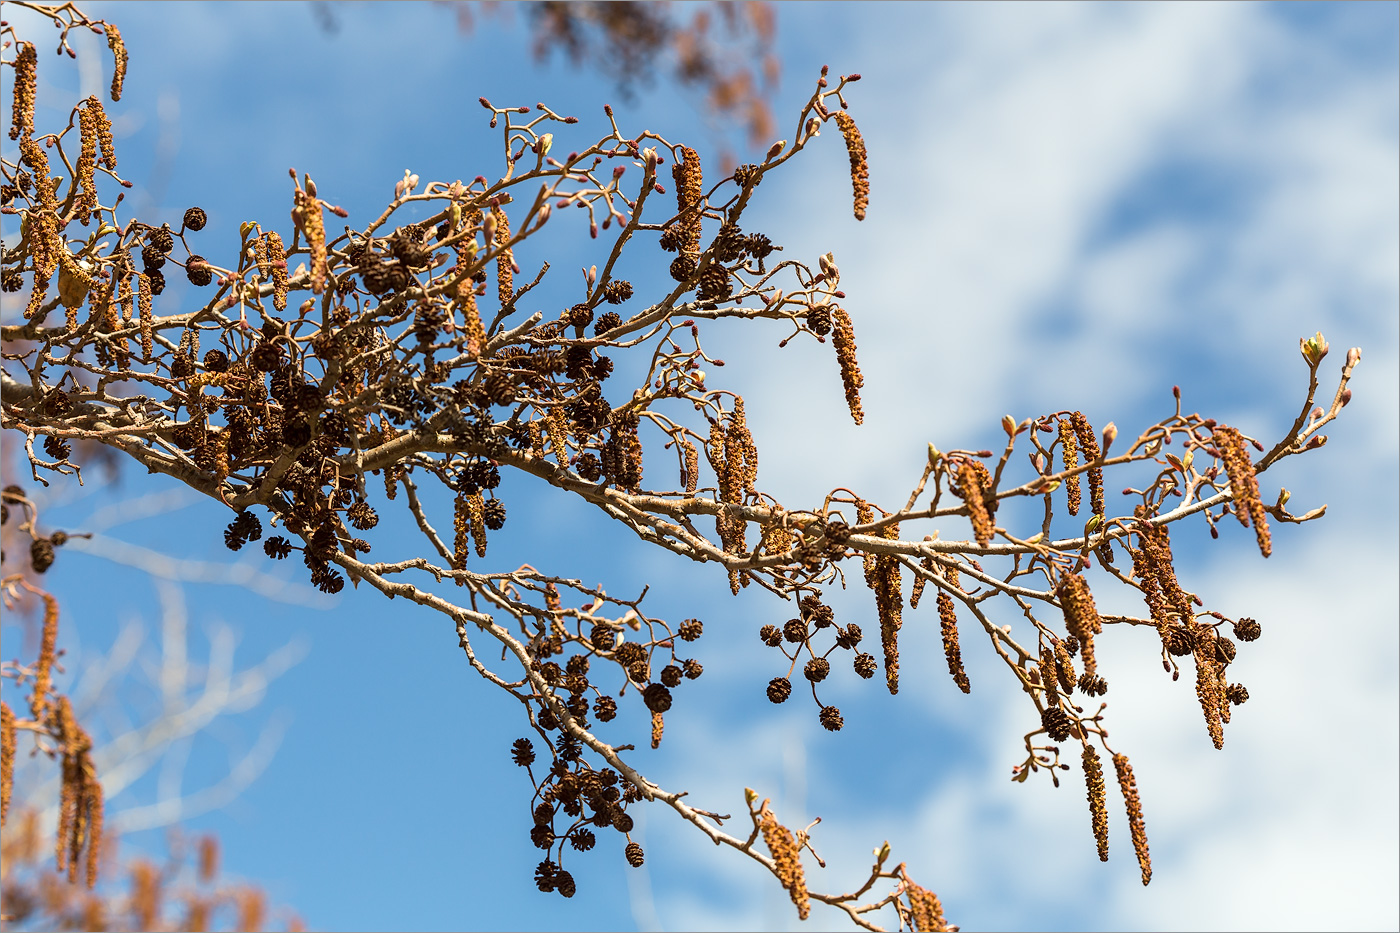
1340,388,1352,407
479,97,491,108
847,73,862,81
1172,385,1181,399
564,116,578,124
604,104,613,117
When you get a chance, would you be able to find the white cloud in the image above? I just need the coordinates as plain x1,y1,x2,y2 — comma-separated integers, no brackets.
639,3,1398,930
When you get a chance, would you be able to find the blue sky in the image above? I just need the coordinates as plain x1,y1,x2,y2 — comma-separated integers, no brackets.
2,2,1396,931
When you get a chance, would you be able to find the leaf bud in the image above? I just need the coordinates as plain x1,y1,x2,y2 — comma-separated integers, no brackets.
1300,331,1329,366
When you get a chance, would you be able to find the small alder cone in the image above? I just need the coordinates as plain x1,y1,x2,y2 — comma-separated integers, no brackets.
1113,753,1153,886
625,841,645,868
1057,573,1103,676
1082,744,1110,862
1214,425,1272,557
904,878,950,933
832,111,870,221
758,802,810,921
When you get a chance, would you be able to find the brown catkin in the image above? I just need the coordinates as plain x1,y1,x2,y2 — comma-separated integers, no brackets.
527,420,546,460
1,701,14,827
726,398,758,495
710,413,746,591
905,879,949,933
1039,645,1060,708
830,307,864,425
1113,753,1152,885
266,232,289,311
545,409,570,465
856,499,877,586
75,102,99,224
105,24,128,102
20,136,59,212
1214,425,1271,557
138,272,153,359
452,493,470,577
455,222,485,356
758,803,809,921
131,860,159,931
874,523,903,696
1054,639,1077,694
651,710,664,749
254,232,270,278
910,555,932,608
1136,515,1193,629
84,779,103,888
1056,574,1102,676
466,491,487,558
31,593,60,721
955,461,995,547
1070,412,1104,519
1083,744,1109,861
198,835,220,884
237,889,267,933
672,146,704,258
10,41,37,141
681,439,699,494
938,565,970,693
492,204,513,308
90,96,116,170
1059,418,1082,515
295,188,328,294
1193,626,1225,749
761,519,793,557
832,111,870,221
380,421,399,500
